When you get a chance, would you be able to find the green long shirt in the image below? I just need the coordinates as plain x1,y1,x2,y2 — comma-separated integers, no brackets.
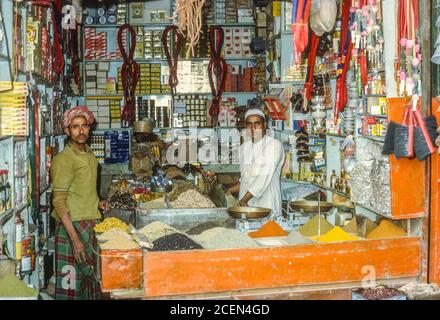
51,143,102,222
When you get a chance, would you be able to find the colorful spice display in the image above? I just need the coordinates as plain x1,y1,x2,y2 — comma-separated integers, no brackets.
366,220,407,239
248,221,288,238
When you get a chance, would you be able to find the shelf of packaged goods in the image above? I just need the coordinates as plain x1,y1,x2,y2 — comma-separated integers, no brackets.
356,135,385,143
357,113,388,118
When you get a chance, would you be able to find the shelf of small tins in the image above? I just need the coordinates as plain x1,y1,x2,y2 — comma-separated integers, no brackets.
135,97,171,128
173,94,209,128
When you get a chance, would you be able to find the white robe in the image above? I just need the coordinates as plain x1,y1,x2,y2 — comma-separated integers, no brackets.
239,135,285,214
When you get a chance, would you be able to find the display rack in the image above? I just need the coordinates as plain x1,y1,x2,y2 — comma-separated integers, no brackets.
81,0,260,133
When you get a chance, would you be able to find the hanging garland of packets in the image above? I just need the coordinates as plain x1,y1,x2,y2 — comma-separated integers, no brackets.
396,0,421,97
0,82,29,136
350,0,386,97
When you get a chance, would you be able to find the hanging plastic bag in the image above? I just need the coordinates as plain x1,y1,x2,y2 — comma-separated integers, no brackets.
309,0,337,36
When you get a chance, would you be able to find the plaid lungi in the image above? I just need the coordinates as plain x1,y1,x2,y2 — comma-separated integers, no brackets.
55,220,102,300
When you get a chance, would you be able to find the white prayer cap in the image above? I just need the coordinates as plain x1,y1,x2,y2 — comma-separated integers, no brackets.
245,108,266,121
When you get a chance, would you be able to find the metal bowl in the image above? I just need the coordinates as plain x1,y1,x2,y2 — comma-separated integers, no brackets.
228,206,272,219
289,200,334,213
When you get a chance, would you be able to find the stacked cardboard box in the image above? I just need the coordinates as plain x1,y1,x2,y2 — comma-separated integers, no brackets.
104,130,130,164
118,63,170,94
224,27,254,58
173,94,208,128
224,64,257,92
86,62,115,95
110,100,121,128
176,61,211,93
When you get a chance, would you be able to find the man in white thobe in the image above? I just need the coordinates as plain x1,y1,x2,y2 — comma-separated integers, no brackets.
228,109,285,214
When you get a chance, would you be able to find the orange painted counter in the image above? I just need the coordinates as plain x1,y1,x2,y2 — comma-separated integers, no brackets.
142,237,421,298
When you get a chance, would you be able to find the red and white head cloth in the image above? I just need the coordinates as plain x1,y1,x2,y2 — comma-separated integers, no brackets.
63,106,95,128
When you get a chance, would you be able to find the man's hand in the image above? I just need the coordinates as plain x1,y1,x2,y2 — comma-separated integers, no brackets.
99,200,110,213
72,238,86,263
239,191,254,207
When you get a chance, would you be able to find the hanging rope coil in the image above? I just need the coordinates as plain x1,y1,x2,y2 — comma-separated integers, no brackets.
118,24,140,128
208,26,228,127
162,25,184,96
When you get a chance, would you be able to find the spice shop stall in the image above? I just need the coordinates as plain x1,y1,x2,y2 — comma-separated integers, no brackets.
2,0,440,301
89,0,434,300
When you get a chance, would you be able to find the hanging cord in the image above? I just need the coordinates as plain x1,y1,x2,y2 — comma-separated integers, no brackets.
26,86,39,224
162,25,184,96
304,32,320,102
208,26,228,127
334,0,353,123
70,27,81,90
29,0,64,77
0,0,14,93
291,0,312,64
118,24,140,128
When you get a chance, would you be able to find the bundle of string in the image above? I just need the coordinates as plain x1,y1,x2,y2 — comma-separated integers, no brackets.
334,0,353,124
118,24,140,127
396,0,420,97
208,26,228,127
28,0,64,79
174,0,206,58
162,25,184,96
291,0,312,65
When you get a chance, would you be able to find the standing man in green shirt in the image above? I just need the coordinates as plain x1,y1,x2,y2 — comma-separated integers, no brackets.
51,106,110,300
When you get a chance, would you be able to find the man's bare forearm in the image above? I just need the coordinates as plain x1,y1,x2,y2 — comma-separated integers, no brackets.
239,191,254,206
227,182,240,194
59,213,80,243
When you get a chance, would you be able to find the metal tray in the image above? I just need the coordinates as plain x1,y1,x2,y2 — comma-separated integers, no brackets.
136,207,232,231
289,200,334,213
228,207,272,219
